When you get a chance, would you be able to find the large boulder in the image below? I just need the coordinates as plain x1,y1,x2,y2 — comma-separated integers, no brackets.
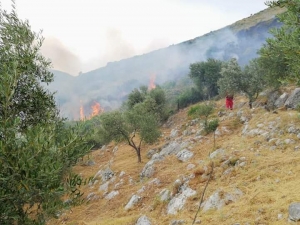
284,88,300,109
274,92,289,108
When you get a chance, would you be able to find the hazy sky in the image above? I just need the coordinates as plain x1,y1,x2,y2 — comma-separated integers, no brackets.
1,0,268,75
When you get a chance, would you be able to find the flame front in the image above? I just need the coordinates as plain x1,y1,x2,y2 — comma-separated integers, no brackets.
148,74,156,90
80,102,85,121
90,102,103,118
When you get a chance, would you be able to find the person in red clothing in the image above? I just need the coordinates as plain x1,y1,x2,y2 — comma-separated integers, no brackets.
225,93,234,110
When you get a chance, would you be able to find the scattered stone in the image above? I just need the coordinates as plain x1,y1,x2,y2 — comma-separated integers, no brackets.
289,203,300,221
176,149,194,162
284,88,300,109
210,148,225,159
137,186,146,194
275,92,289,108
125,195,141,210
170,219,185,225
112,146,118,154
105,190,119,200
167,187,196,214
202,189,243,212
86,192,99,202
147,149,158,159
278,213,283,220
170,129,179,138
99,181,109,192
159,189,171,202
136,215,151,225
119,171,126,177
187,164,196,170
84,160,95,166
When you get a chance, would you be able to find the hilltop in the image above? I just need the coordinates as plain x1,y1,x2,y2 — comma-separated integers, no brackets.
48,87,300,225
47,7,285,120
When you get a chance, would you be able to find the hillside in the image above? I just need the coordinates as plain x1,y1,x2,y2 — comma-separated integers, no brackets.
47,7,285,120
48,87,300,225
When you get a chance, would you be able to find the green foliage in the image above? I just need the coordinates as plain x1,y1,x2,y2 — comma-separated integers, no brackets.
205,118,219,134
98,108,160,163
178,88,203,109
0,6,91,224
126,86,168,122
188,103,215,133
189,58,223,99
241,59,266,106
259,0,300,85
0,7,57,130
218,58,266,108
217,58,243,95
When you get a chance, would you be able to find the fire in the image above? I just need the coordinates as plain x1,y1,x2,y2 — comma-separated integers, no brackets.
148,74,156,90
80,101,85,121
90,102,103,118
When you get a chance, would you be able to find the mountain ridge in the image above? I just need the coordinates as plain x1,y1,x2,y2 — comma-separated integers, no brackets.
47,6,285,119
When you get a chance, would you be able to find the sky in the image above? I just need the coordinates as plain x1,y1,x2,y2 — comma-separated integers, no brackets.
1,0,268,75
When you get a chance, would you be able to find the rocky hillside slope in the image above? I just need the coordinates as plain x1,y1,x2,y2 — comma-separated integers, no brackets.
48,7,285,120
48,87,300,225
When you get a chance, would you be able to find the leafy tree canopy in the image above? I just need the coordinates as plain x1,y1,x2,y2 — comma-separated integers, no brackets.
259,0,300,85
189,58,223,99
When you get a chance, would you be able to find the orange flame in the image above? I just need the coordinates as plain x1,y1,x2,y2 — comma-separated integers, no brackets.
90,102,103,118
80,102,85,121
148,74,156,90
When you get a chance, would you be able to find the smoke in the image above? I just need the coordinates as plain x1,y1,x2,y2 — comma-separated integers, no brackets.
41,37,82,76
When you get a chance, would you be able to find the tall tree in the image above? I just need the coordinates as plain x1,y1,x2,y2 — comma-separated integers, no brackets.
218,58,266,108
0,5,91,224
189,58,223,99
217,58,242,95
259,0,300,85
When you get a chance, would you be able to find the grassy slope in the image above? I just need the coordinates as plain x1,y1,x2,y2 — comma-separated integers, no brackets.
48,92,300,225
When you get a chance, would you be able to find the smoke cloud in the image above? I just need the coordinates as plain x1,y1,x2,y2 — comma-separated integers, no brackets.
41,37,82,76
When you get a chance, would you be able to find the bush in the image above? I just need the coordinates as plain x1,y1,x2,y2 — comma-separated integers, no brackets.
205,118,219,134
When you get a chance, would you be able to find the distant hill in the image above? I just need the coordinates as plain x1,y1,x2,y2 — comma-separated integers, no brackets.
47,7,285,120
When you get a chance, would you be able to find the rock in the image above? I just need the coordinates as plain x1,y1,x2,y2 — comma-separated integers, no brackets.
160,141,184,156
119,171,126,177
140,160,156,178
289,203,300,221
167,187,196,214
137,186,146,194
136,215,151,225
101,145,106,151
99,181,109,192
202,189,243,212
275,92,289,108
187,164,196,170
86,192,99,202
101,167,115,182
285,88,300,109
105,191,119,200
112,146,118,153
297,133,300,139
84,160,95,166
159,189,171,202
147,149,158,159
148,178,161,186
170,129,179,138
210,148,225,159
176,149,194,162
170,220,185,225
125,195,141,210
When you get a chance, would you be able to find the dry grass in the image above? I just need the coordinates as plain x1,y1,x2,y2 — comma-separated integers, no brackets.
47,94,300,225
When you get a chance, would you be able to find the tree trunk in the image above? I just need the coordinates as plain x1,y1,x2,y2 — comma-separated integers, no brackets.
136,147,142,163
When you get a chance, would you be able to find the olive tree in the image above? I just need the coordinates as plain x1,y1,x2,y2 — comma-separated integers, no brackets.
0,6,91,224
259,0,300,85
218,58,266,108
99,104,161,163
189,58,223,99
